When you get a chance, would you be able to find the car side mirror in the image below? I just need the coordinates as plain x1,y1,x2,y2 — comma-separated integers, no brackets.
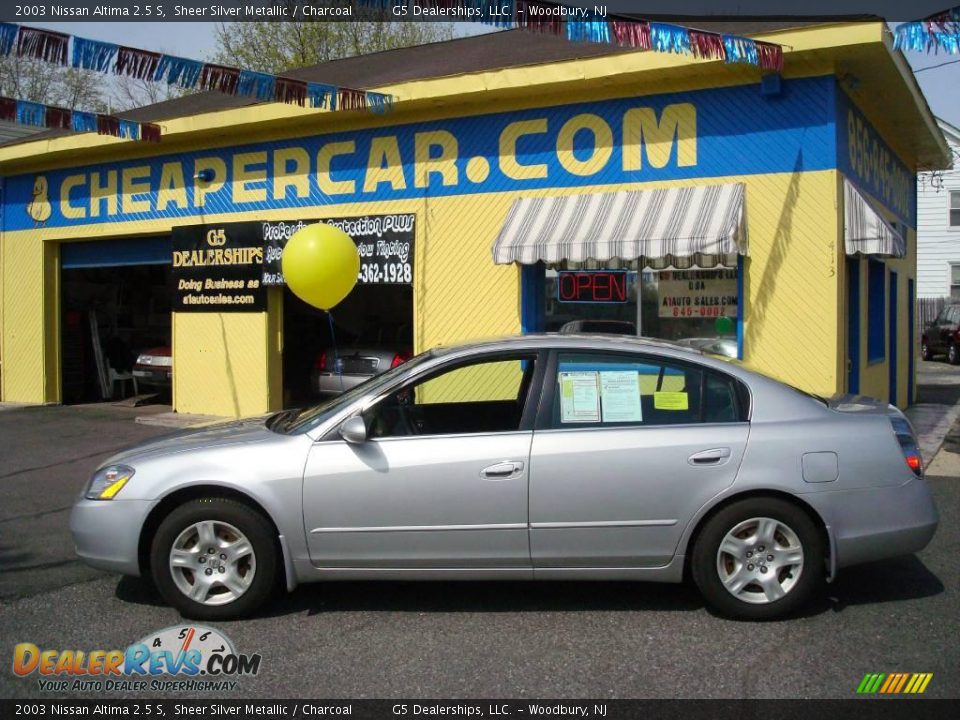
339,416,368,444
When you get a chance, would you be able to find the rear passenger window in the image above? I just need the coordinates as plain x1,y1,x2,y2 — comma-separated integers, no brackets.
549,353,743,428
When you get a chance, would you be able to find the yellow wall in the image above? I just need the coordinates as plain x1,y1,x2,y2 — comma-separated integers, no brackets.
0,167,845,416
0,230,54,403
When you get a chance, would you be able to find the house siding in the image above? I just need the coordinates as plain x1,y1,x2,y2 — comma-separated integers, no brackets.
917,120,960,298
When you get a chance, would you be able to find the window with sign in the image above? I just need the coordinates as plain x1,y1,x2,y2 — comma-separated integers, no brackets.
541,260,739,356
363,354,538,438
548,352,746,429
950,191,960,228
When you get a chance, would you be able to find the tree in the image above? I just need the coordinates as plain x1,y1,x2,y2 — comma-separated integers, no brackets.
213,3,454,74
0,55,107,112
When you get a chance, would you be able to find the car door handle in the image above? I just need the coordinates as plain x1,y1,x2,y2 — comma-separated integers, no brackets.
481,461,524,480
688,448,731,465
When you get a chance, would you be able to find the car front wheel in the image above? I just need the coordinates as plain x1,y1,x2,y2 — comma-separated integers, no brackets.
691,498,824,620
921,342,933,361
150,498,278,620
949,343,959,365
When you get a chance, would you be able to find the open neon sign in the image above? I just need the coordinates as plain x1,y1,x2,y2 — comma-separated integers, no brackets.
557,271,629,304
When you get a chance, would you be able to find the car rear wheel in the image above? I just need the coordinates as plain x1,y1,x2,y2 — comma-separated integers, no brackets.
150,498,278,620
692,498,824,620
949,343,959,365
921,342,933,361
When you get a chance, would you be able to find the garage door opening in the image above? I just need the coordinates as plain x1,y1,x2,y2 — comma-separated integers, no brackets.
282,284,413,407
60,237,172,405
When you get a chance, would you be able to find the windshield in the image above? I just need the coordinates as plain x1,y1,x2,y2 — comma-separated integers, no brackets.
270,350,438,434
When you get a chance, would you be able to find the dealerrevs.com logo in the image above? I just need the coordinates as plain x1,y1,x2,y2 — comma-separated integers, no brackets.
13,625,261,693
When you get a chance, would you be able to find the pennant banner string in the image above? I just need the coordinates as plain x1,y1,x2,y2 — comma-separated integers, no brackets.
893,6,960,54
0,20,396,123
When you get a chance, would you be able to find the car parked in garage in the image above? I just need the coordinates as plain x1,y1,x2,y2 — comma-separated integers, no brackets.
921,303,960,364
313,346,411,396
71,334,937,621
132,346,172,389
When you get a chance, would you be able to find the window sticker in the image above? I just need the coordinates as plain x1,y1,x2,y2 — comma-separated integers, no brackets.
599,371,643,422
654,391,689,411
559,371,601,423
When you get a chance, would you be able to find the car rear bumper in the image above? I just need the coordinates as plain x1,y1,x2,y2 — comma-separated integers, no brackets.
312,372,371,396
70,499,153,576
804,475,939,570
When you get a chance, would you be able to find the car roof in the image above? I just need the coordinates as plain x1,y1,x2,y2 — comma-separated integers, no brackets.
433,333,707,357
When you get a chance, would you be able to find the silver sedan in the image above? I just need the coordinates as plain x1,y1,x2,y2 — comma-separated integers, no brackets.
70,335,938,621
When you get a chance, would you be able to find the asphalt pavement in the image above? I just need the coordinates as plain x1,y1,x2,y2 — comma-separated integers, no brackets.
1,376,958,699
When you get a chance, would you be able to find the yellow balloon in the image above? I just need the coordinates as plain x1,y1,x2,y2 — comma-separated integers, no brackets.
282,222,360,310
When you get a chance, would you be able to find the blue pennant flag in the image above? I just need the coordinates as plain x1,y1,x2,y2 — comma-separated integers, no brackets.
72,36,119,72
119,119,140,140
567,17,612,44
723,35,759,65
16,100,46,127
307,82,338,109
71,110,97,133
0,22,18,56
154,55,204,88
366,92,393,114
650,23,692,55
238,70,277,101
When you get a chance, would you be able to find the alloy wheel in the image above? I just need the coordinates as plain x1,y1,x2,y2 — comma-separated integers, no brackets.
716,516,804,605
169,520,257,606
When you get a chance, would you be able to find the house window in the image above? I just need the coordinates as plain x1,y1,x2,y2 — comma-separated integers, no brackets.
951,264,960,300
867,259,886,362
951,191,960,228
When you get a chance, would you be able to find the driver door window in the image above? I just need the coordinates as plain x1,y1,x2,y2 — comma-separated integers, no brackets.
364,354,539,438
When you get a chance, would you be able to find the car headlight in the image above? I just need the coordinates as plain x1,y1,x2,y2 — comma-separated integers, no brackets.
85,465,135,500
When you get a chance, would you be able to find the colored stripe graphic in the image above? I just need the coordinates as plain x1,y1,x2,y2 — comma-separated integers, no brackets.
857,673,932,694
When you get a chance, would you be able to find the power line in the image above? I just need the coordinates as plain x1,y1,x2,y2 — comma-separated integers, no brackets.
915,57,960,73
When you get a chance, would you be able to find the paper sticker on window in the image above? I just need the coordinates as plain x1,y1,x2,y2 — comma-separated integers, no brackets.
559,371,601,423
599,371,643,422
654,391,689,410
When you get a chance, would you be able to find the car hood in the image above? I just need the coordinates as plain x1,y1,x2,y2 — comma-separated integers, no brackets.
101,416,275,467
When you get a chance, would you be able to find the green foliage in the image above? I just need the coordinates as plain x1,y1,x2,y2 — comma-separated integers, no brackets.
213,9,454,74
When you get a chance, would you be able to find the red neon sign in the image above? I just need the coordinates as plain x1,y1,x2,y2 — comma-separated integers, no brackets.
557,271,629,304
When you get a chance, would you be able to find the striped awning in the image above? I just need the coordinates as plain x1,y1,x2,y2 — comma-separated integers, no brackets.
844,179,906,258
492,183,747,267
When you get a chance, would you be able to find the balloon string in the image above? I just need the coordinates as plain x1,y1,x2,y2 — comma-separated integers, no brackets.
328,312,344,393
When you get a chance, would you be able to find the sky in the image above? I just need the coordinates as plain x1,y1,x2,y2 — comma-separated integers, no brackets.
37,20,960,127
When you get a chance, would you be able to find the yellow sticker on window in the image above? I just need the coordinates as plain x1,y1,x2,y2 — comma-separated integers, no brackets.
654,391,689,410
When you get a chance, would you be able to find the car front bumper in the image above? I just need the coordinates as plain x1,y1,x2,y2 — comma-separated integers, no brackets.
70,498,154,577
133,366,172,388
804,475,939,570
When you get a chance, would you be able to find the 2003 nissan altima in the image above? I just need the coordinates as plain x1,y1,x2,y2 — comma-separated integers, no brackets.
70,335,938,620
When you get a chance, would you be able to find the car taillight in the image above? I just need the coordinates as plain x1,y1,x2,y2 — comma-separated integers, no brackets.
314,353,327,371
390,352,411,369
889,414,923,477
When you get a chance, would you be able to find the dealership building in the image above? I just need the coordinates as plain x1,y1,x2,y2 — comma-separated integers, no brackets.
0,21,950,417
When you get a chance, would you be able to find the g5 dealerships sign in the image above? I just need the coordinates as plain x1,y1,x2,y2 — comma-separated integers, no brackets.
172,224,265,312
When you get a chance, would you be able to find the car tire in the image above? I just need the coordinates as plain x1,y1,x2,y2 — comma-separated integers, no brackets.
691,498,824,620
949,343,959,366
921,342,933,362
150,498,278,620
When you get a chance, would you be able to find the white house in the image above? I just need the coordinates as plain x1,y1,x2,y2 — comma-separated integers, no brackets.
917,117,960,298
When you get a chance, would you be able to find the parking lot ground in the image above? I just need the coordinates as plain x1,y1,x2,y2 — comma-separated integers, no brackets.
0,389,957,699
